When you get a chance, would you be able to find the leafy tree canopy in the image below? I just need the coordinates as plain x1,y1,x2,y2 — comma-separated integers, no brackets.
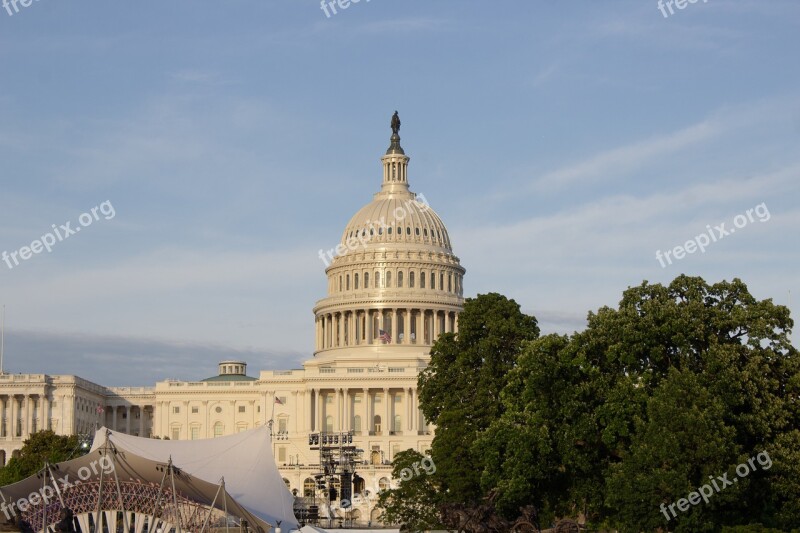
0,431,87,486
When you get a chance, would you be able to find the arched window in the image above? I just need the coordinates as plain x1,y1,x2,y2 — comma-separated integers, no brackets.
409,271,415,288
339,276,343,292
397,271,404,287
375,272,380,288
379,477,391,491
304,478,316,498
325,416,334,433
420,271,426,288
374,415,382,434
213,422,223,437
371,450,381,465
440,273,444,291
346,274,350,290
353,415,362,433
364,272,369,288
431,272,436,290
385,271,392,288
354,273,359,289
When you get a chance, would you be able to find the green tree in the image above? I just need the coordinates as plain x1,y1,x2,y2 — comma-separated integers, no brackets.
476,276,800,530
418,292,539,507
376,449,442,531
0,431,86,486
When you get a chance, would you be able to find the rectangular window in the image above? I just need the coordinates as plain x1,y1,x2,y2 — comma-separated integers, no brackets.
171,428,180,440
191,427,199,440
278,447,286,462
191,407,199,414
238,405,246,413
421,272,426,288
279,418,288,433
172,406,180,414
279,396,287,405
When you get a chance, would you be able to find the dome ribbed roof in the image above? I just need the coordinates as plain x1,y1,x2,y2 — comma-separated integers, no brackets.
340,193,452,252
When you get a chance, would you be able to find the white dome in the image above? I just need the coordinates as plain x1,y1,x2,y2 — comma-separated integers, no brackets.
341,193,452,253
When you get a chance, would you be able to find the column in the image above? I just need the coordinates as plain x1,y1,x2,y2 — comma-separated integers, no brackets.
335,388,341,432
24,396,31,436
9,396,16,438
363,388,370,433
125,407,131,434
383,388,390,435
112,406,118,431
45,396,51,431
367,310,373,344
407,388,412,431
303,389,314,432
350,312,356,346
343,388,349,431
391,309,398,343
316,389,322,433
404,310,411,345
0,397,5,438
139,407,145,436
454,313,459,334
434,310,441,339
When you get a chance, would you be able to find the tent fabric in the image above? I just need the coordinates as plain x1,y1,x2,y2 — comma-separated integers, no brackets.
0,446,269,532
90,425,298,530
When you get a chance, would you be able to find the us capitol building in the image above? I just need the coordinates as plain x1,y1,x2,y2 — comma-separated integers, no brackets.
0,114,465,525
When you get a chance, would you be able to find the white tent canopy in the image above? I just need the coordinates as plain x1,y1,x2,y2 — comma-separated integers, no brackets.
90,425,298,530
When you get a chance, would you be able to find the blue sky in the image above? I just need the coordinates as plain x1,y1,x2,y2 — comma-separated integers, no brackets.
1,0,798,385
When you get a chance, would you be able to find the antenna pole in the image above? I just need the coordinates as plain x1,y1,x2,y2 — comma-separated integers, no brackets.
1,304,5,375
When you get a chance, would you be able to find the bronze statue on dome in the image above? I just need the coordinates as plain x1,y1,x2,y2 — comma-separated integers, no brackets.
391,111,401,135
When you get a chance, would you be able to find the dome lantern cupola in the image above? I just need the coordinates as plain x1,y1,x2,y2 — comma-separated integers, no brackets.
381,111,411,195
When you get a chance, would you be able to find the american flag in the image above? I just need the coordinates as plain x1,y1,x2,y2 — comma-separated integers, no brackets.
96,405,104,414
274,396,284,405
379,329,392,344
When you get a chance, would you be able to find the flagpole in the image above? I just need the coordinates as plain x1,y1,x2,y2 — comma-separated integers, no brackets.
1,304,5,375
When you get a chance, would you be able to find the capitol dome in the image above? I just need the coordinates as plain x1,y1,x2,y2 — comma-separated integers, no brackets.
312,114,465,362
340,192,453,253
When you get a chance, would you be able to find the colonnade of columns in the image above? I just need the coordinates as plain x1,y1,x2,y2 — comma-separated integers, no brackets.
305,387,426,435
106,405,152,436
0,394,51,438
315,308,458,350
